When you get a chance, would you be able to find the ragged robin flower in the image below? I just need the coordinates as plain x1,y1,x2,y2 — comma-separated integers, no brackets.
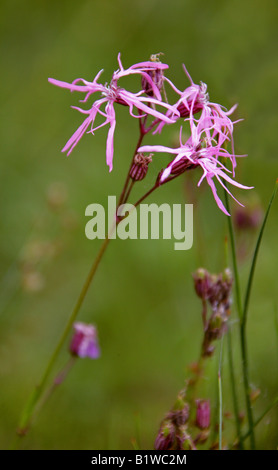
139,125,252,216
155,65,240,166
48,54,179,172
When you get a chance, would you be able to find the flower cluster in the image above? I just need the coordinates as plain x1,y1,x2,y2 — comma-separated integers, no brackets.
154,389,192,450
49,53,252,215
49,54,177,171
154,388,211,450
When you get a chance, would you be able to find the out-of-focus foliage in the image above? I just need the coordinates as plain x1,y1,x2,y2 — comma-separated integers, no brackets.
0,0,277,449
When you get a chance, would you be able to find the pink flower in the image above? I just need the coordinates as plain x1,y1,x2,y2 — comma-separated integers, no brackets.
155,66,240,172
139,128,252,216
49,54,179,171
70,322,100,359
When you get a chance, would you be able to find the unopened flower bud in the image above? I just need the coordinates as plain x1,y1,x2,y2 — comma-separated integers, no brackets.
193,268,211,301
196,399,210,430
70,322,100,359
129,153,152,181
154,419,176,450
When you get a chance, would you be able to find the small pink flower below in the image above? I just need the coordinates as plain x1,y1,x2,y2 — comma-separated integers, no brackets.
70,322,100,359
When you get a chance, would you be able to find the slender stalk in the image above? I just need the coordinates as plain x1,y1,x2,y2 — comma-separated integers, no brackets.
242,180,278,332
240,179,278,449
16,234,112,440
241,396,278,442
224,193,243,320
122,180,135,205
218,337,224,450
33,357,77,419
227,326,244,449
133,170,184,208
239,330,255,449
134,184,158,208
13,116,152,447
223,190,256,447
224,181,278,449
117,123,145,207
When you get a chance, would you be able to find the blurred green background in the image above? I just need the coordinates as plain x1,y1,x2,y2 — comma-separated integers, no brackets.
1,0,278,450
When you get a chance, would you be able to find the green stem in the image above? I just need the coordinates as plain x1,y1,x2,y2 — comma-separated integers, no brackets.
225,180,278,449
224,194,243,321
218,337,224,450
224,191,245,448
117,126,145,207
239,327,255,449
240,179,278,449
242,180,278,332
241,396,278,442
225,189,255,448
227,326,244,449
33,356,77,421
16,234,112,441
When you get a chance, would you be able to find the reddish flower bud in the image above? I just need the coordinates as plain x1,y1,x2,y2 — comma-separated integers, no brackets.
196,399,210,430
193,268,211,301
129,153,152,181
154,419,176,450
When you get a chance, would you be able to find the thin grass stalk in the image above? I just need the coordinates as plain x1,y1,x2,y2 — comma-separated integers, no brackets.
218,337,224,450
227,326,244,449
223,191,244,448
224,189,255,448
241,179,278,449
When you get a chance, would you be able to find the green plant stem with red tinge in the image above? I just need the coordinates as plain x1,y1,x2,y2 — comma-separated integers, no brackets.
12,233,111,449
